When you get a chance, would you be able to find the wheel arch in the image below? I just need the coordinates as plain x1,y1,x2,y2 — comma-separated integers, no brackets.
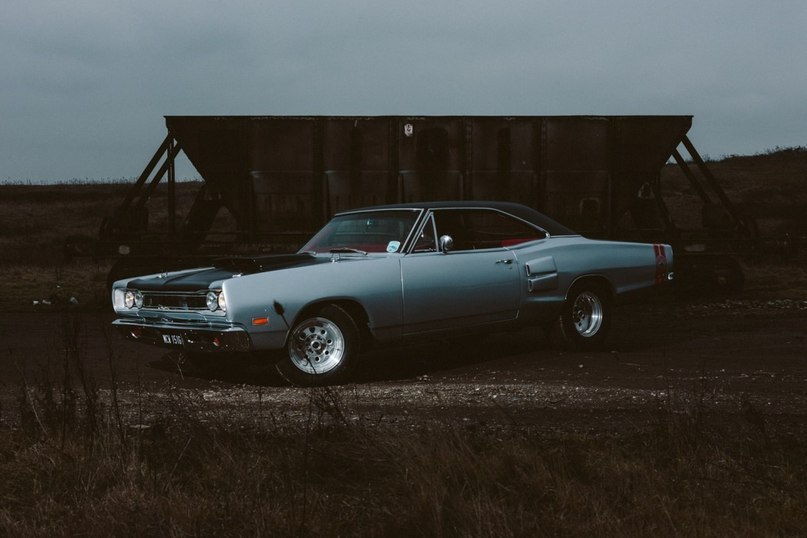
291,299,372,349
566,274,615,303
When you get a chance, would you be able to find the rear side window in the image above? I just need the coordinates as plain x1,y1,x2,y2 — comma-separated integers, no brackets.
432,209,544,251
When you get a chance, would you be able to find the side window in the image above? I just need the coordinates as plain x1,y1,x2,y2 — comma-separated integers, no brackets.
413,215,438,252
433,210,471,251
433,209,543,251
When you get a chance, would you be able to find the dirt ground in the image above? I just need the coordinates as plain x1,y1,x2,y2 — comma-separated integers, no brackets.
3,289,806,436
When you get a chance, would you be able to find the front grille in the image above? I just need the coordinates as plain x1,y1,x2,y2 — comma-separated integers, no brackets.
142,292,208,311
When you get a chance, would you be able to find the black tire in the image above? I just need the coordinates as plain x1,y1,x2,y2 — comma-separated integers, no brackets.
275,304,360,386
559,282,612,351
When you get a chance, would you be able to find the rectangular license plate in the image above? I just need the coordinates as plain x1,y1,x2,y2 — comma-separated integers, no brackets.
162,333,184,346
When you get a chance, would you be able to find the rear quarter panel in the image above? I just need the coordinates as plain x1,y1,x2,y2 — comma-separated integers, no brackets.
514,237,671,313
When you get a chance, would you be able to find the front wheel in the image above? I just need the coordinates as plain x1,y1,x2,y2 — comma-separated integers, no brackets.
275,304,360,386
559,283,612,350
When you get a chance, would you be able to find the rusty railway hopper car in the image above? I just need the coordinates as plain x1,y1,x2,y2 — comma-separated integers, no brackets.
98,116,754,290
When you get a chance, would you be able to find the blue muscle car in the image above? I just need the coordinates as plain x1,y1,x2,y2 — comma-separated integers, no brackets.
112,201,673,385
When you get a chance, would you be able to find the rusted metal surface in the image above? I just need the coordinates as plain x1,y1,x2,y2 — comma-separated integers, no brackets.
167,116,691,237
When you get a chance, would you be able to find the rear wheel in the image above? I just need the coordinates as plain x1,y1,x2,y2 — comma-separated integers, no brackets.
275,304,360,386
559,282,612,350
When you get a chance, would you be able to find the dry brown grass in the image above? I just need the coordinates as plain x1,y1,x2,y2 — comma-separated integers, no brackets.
661,146,807,237
743,261,807,300
0,181,200,266
2,377,806,536
1,262,112,310
0,180,199,309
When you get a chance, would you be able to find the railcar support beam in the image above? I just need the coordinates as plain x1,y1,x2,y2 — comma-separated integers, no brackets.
680,135,749,234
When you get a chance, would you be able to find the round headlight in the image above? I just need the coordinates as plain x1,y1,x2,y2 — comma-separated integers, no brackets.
206,291,219,311
125,290,144,309
217,292,227,312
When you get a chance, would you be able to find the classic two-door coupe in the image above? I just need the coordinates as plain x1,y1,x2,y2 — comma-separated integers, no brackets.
112,201,673,385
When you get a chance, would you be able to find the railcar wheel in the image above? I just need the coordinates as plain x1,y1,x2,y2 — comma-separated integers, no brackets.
276,304,359,386
559,283,612,350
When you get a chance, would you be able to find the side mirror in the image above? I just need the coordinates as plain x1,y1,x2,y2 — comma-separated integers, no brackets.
439,235,454,253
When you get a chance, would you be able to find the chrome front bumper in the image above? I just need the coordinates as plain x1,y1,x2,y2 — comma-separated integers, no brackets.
112,319,251,352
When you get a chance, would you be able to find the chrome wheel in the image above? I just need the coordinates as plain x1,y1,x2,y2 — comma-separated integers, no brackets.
558,283,612,350
288,317,345,374
277,304,360,386
572,291,604,338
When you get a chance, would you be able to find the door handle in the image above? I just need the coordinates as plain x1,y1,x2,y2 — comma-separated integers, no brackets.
495,259,513,265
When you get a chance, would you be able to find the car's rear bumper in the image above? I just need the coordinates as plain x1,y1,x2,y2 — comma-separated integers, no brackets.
112,319,251,352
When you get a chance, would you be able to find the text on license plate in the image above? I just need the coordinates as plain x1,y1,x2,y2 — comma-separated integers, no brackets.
162,334,184,346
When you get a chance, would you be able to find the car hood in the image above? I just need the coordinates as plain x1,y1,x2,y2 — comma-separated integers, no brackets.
128,253,328,292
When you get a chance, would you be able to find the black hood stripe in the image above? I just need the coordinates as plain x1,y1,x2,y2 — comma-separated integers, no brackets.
128,253,325,292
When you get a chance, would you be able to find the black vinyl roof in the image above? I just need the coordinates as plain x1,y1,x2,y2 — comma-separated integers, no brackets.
341,201,579,237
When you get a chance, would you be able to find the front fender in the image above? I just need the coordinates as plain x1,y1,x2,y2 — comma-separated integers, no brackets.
221,255,404,350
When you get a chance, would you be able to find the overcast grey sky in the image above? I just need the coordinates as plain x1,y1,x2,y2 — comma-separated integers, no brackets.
2,0,805,182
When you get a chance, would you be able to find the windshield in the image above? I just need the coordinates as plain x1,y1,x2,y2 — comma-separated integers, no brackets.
299,210,421,254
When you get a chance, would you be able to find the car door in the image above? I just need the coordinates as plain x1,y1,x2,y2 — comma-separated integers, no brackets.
400,209,524,334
